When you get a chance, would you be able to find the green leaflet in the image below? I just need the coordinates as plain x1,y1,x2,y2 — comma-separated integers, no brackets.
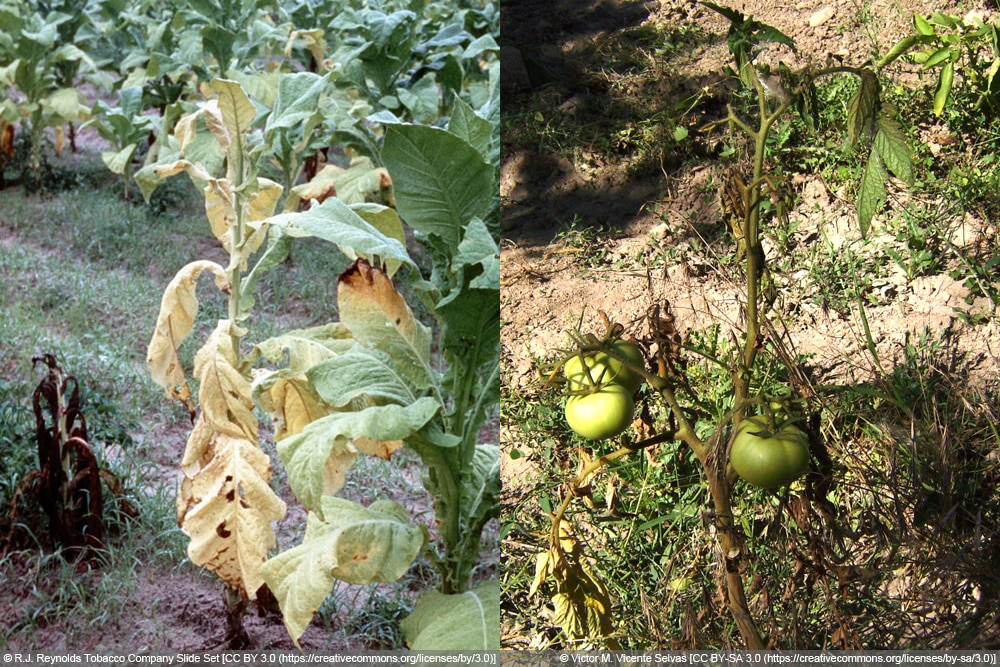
874,114,914,185
261,498,425,648
401,580,500,650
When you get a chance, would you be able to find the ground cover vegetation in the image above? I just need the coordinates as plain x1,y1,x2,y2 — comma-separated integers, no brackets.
501,0,1000,650
0,0,499,650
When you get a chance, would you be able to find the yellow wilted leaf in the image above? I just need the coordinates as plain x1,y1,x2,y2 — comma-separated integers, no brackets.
204,178,236,250
178,433,287,597
54,126,65,157
154,159,213,183
322,438,360,497
179,414,215,477
147,261,230,414
256,375,329,441
193,320,258,442
535,524,617,646
337,259,433,390
353,436,403,460
203,99,229,151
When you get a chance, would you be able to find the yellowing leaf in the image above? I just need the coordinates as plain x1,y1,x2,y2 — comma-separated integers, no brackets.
179,414,215,477
254,374,329,441
204,178,236,249
277,397,440,515
338,259,433,390
203,99,230,151
260,497,424,647
147,261,229,413
193,320,258,442
178,433,287,597
353,436,403,460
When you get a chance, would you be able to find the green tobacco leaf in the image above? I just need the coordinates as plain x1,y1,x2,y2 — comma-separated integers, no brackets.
447,97,492,160
262,198,415,272
101,144,138,175
277,397,440,515
933,60,954,116
847,71,879,149
338,259,434,391
266,71,327,132
381,123,492,252
453,217,500,289
857,148,888,237
462,444,500,534
401,580,500,650
307,346,417,408
261,497,425,647
874,115,914,185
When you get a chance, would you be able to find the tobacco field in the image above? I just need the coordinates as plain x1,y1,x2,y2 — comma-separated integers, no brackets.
0,0,500,651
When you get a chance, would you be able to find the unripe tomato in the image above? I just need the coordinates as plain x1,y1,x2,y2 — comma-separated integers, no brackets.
563,341,645,392
730,416,810,489
564,384,635,440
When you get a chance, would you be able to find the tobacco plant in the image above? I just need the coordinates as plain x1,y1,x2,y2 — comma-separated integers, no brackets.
1,355,128,557
0,5,92,190
144,73,499,649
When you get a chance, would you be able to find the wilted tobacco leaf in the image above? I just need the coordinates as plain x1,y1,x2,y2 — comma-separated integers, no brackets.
178,432,287,597
337,258,433,390
146,261,230,415
193,320,258,442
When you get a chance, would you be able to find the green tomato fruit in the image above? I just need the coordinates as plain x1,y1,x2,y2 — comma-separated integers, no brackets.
564,384,635,441
730,416,810,489
563,341,645,392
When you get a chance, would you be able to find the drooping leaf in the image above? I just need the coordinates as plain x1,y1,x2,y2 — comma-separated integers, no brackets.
101,144,138,175
253,373,329,441
260,497,425,647
381,123,492,252
401,580,500,650
874,114,914,185
933,60,954,116
146,261,229,413
338,259,434,390
857,148,888,237
178,432,287,597
847,70,879,149
277,397,440,515
193,320,258,442
262,198,416,272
